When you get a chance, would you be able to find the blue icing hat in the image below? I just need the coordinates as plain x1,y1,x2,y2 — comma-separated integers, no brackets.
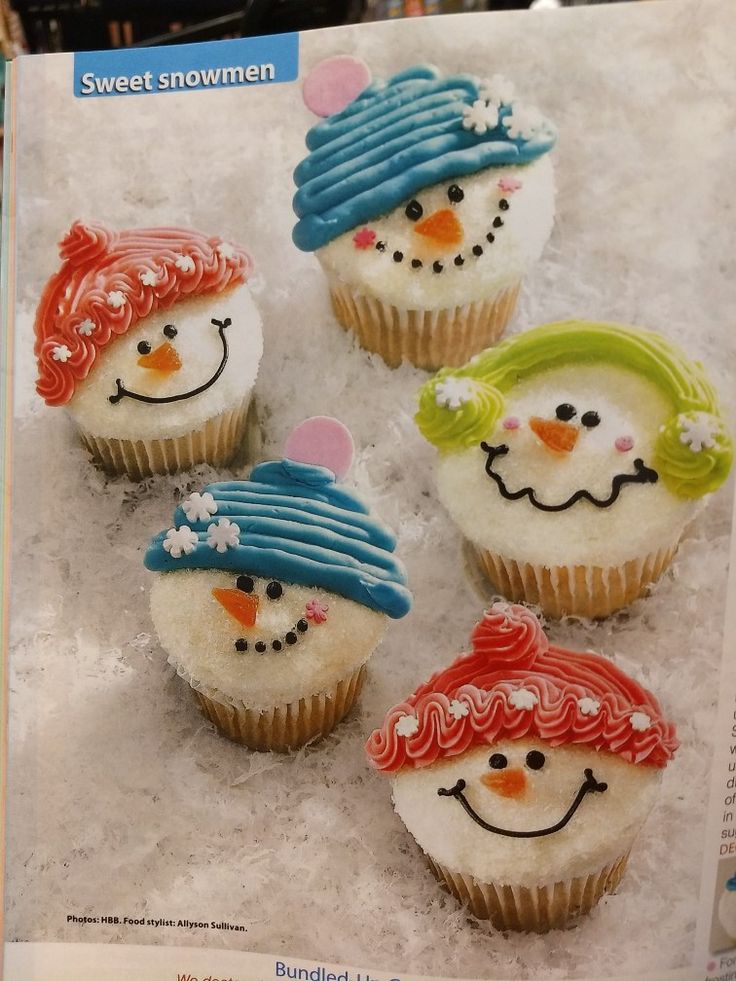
144,457,412,620
293,65,556,252
727,874,736,892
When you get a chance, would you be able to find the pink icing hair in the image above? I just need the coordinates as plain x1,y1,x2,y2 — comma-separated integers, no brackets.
34,221,253,406
366,603,678,772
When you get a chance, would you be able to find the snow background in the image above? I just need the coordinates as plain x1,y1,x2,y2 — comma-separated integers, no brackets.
5,0,736,977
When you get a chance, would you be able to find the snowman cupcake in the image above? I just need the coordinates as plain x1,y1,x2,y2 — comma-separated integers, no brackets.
34,221,262,480
416,320,733,618
719,874,736,940
145,417,412,751
293,60,556,370
367,602,678,931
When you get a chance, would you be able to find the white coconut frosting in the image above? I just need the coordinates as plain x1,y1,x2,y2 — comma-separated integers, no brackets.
719,885,736,939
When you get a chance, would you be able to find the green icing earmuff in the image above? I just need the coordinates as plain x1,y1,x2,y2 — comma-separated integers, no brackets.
415,320,733,500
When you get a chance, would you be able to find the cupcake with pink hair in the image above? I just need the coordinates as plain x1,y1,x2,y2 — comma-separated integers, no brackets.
367,603,677,932
34,220,262,480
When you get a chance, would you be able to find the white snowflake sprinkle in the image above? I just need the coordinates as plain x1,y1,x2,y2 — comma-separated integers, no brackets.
508,689,539,711
77,319,96,336
217,242,236,260
207,517,240,553
503,104,544,140
577,697,601,717
448,699,469,721
107,290,126,309
395,714,420,738
51,344,72,363
174,254,195,274
678,413,719,453
162,526,199,559
182,491,218,522
478,74,515,107
462,99,499,135
435,377,477,411
630,711,652,732
139,269,158,287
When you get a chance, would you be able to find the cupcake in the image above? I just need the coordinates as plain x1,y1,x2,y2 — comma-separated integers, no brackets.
719,874,736,940
366,602,678,932
144,417,412,751
34,221,262,480
416,320,733,618
293,59,556,370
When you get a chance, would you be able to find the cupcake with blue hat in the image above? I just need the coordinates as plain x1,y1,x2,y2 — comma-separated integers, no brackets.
293,59,556,370
145,416,412,751
719,873,736,940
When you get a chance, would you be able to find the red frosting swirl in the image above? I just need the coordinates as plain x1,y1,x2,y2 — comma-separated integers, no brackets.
34,221,253,406
366,603,678,772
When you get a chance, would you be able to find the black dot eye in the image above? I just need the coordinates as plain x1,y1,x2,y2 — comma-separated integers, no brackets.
163,324,177,339
137,340,151,355
405,200,423,221
525,750,546,770
489,753,507,769
555,403,576,422
234,638,247,653
581,411,601,428
236,575,254,593
447,184,464,204
266,581,283,601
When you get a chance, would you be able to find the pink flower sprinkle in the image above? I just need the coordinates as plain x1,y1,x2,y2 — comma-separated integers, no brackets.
502,416,521,430
305,599,329,624
615,435,634,452
498,177,523,193
353,228,376,250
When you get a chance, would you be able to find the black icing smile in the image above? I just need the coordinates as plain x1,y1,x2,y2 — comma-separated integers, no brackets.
480,441,659,513
234,617,310,655
109,317,230,405
437,768,608,839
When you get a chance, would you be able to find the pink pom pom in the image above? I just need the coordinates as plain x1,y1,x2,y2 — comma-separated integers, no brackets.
302,55,372,118
284,416,355,479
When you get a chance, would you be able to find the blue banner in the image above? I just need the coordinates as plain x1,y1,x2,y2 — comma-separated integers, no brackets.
74,32,299,98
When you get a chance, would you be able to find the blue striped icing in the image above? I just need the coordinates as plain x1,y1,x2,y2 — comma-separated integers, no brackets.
727,875,736,892
144,461,412,620
292,65,556,252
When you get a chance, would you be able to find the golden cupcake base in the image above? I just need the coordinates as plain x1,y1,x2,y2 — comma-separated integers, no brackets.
191,664,367,753
427,852,630,932
327,278,521,371
77,394,255,481
470,542,679,619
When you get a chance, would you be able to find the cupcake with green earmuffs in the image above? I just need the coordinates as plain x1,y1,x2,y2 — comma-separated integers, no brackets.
416,320,733,618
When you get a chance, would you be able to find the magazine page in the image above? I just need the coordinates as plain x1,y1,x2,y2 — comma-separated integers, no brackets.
2,1,736,978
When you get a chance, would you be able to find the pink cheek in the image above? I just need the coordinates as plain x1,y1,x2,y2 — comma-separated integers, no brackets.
502,416,521,431
615,435,634,452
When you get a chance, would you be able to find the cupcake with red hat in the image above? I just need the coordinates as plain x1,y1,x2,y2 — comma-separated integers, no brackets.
367,603,677,932
293,60,556,370
34,220,262,480
145,417,412,752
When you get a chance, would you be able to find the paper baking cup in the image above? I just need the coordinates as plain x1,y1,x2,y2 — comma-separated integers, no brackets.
471,542,679,619
77,394,254,481
191,664,367,753
427,852,630,932
327,278,521,370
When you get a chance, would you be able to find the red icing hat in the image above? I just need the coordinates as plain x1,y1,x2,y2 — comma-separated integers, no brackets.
366,603,678,772
34,221,253,406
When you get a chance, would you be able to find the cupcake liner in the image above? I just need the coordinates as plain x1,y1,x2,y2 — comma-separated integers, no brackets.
427,852,630,932
190,664,367,752
327,276,521,370
77,393,255,481
470,541,680,619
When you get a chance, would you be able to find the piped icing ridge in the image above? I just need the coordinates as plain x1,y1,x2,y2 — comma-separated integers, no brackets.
366,602,678,771
144,460,412,620
35,221,253,406
416,320,733,499
293,65,555,252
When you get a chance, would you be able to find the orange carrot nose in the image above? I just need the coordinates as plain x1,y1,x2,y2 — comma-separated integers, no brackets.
529,417,579,454
481,768,528,799
138,341,182,373
212,588,259,628
414,208,463,246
